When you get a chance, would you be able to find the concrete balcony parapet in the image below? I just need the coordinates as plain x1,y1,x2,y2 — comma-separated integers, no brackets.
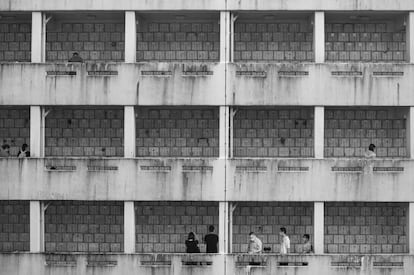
1,157,413,202
0,62,225,106
0,253,412,275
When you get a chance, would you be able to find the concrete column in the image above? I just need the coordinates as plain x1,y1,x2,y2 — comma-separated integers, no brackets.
124,106,136,158
30,201,44,252
409,203,414,254
314,202,324,254
314,106,325,159
125,11,137,63
314,12,325,63
219,201,229,254
220,11,231,63
219,106,230,159
407,12,414,63
30,106,44,157
124,201,136,253
31,12,45,63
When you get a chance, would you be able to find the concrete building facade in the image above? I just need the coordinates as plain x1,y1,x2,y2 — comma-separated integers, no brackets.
1,0,414,274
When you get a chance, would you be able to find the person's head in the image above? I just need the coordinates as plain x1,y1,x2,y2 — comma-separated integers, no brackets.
368,143,376,152
208,225,215,232
279,227,287,236
303,234,310,243
1,144,10,151
22,143,28,151
249,232,256,241
72,52,79,56
188,232,195,240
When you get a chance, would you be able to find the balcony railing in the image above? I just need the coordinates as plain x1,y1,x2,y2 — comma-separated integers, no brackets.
0,157,413,201
0,62,413,106
0,253,411,275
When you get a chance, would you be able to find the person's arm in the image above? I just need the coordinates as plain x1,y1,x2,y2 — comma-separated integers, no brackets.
286,238,290,253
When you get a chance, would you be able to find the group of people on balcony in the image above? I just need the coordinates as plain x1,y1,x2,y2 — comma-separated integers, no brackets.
185,226,313,254
0,143,30,158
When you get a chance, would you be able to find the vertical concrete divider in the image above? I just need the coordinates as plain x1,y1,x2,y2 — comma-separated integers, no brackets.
314,202,324,254
124,106,136,158
30,201,44,252
409,203,414,254
31,12,45,63
314,106,325,159
408,107,414,158
125,11,137,63
124,201,136,253
314,12,325,63
30,106,44,157
220,11,231,63
407,12,414,63
219,202,229,254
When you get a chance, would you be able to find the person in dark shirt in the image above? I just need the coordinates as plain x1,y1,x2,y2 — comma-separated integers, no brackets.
204,225,219,253
68,52,83,62
17,143,30,158
185,232,200,253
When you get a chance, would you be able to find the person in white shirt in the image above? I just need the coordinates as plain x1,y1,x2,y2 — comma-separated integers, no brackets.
279,227,290,254
248,232,262,254
364,143,376,158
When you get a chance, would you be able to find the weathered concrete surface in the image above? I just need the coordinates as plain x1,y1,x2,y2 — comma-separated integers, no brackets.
228,63,414,106
1,63,413,106
1,158,414,201
226,158,414,202
0,158,225,201
0,63,225,106
0,253,413,275
1,0,413,11
0,253,225,275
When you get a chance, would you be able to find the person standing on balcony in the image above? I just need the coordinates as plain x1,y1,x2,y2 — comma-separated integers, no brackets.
248,232,262,254
279,227,290,255
68,52,83,62
204,225,219,253
301,234,313,254
364,143,376,158
17,143,30,158
185,232,200,253
0,144,10,157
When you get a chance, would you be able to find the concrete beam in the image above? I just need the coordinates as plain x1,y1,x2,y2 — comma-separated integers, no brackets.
219,201,229,254
408,12,414,63
314,12,325,63
30,201,44,252
124,201,136,253
220,11,230,63
31,12,45,63
125,11,137,63
30,106,44,157
314,107,324,159
219,106,230,159
124,106,136,158
314,202,324,254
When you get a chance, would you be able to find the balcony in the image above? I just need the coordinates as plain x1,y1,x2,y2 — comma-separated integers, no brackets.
228,62,414,106
0,62,225,105
1,62,413,106
0,253,412,275
0,157,413,201
0,158,225,201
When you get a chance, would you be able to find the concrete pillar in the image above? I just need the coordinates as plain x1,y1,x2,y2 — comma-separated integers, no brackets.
314,12,325,63
125,11,137,63
220,11,231,63
407,12,414,63
219,106,230,159
314,106,325,159
219,201,229,254
124,201,136,253
30,201,44,252
30,106,44,157
31,12,45,63
124,106,136,158
314,202,324,254
410,203,414,254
